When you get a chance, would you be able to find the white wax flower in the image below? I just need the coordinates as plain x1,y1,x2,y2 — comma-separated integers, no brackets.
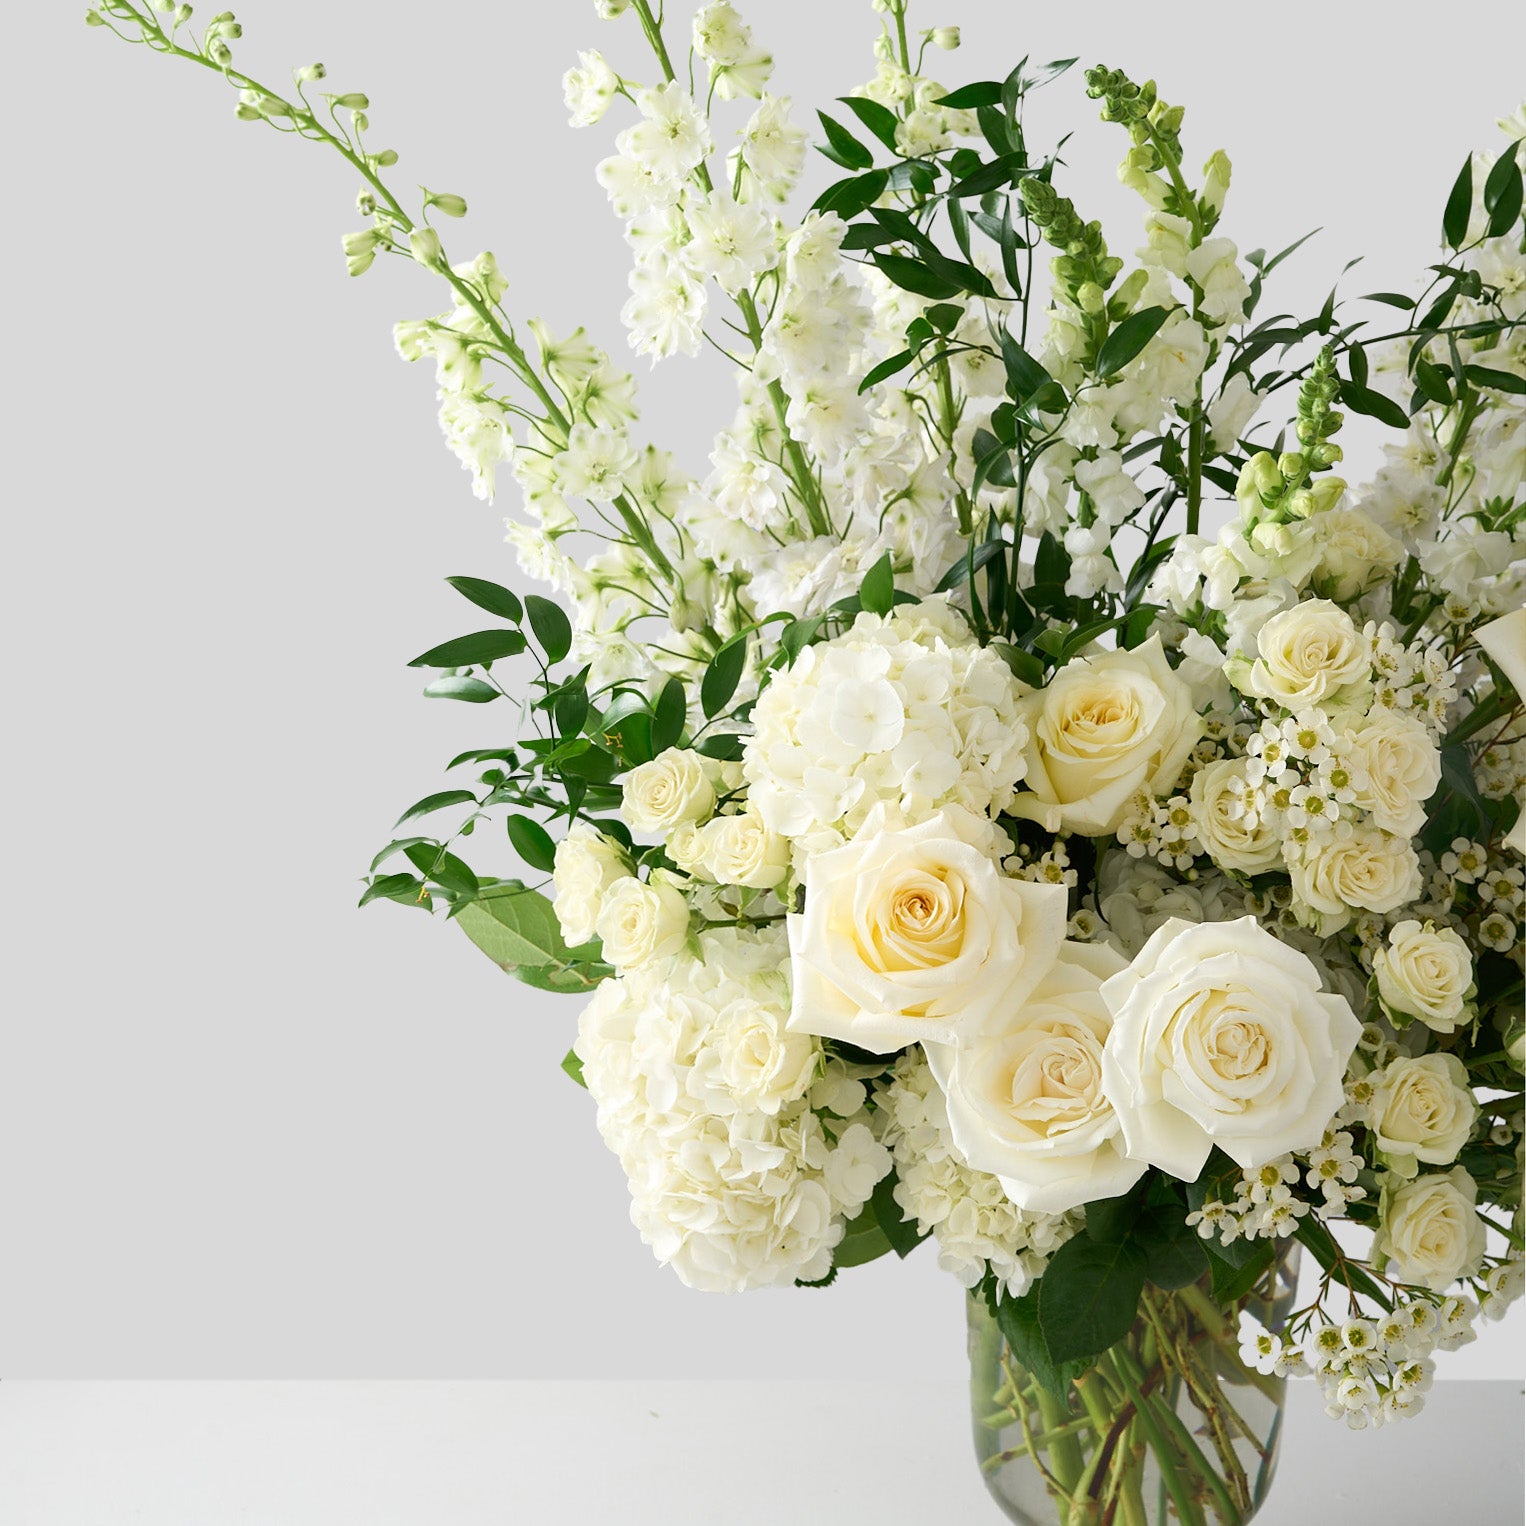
925,941,1148,1215
786,806,1069,1053
1375,1168,1487,1293
1009,635,1204,836
1373,920,1475,1033
1366,1053,1477,1172
1099,916,1362,1179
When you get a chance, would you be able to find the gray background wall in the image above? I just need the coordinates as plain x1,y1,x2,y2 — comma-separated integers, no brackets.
5,0,1523,1377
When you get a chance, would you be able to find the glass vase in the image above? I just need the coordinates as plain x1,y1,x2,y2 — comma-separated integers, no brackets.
967,1244,1299,1525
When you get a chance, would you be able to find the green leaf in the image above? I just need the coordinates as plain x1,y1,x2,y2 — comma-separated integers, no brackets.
999,331,1052,401
369,836,432,872
423,675,499,703
403,842,478,900
933,81,1002,110
860,552,895,616
859,348,916,394
995,1285,1088,1398
817,110,873,171
1483,146,1523,238
358,872,429,910
949,152,1026,198
1095,306,1171,379
1442,157,1473,249
1413,357,1453,405
1037,1231,1147,1366
651,677,686,753
1363,291,1417,310
870,1170,927,1258
506,813,557,874
454,883,612,992
1465,364,1526,395
408,629,525,668
872,252,962,301
1136,1206,1211,1291
445,575,522,624
701,638,747,718
836,95,900,153
1338,380,1409,431
812,168,889,221
833,1199,895,1269
1084,1182,1150,1245
992,641,1045,686
525,595,572,664
395,789,476,828
1206,1241,1276,1303
561,1047,586,1089
1435,744,1489,836
935,540,1005,593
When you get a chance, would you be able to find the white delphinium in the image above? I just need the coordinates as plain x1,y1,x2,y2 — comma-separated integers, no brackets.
692,1,772,100
731,95,807,203
622,260,706,360
575,925,891,1293
553,422,639,503
876,1051,1081,1296
682,190,778,295
742,600,1030,854
563,49,619,128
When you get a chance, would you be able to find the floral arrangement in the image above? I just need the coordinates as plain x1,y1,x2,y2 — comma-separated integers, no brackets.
91,0,1523,1516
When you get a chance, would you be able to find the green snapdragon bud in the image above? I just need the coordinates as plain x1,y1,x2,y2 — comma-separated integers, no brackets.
1203,150,1232,214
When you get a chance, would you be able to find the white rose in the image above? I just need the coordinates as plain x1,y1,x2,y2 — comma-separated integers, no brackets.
595,873,690,969
1288,824,1423,931
786,805,1070,1053
1367,1053,1477,1170
925,942,1147,1214
551,823,630,946
1010,635,1204,836
1188,758,1284,875
1240,599,1369,709
620,747,716,835
1309,509,1404,603
1341,709,1442,838
699,809,790,889
1375,1168,1487,1292
1099,916,1362,1178
1374,920,1475,1033
710,995,819,1115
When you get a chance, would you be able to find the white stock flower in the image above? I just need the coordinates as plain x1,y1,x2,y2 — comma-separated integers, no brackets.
1309,509,1404,603
595,873,690,969
620,747,717,836
787,806,1070,1053
1010,636,1204,836
1341,709,1442,838
551,823,631,946
1375,1169,1487,1292
1373,920,1475,1033
1099,916,1362,1179
1239,600,1370,709
1188,758,1283,875
1288,823,1423,930
1366,1053,1477,1170
925,942,1147,1214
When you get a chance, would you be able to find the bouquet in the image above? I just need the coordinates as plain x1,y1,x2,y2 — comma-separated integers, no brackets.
90,0,1524,1519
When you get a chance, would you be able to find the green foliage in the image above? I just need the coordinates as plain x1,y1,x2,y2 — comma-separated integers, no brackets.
455,883,613,993
1036,1230,1148,1366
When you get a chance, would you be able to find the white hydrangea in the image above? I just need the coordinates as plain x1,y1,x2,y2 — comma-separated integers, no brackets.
575,925,891,1292
875,1051,1080,1296
742,600,1030,854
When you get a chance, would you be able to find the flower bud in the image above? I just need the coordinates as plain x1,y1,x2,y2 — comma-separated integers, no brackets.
928,26,960,48
1076,281,1106,315
356,190,376,216
1277,451,1306,479
173,3,192,22
207,37,232,65
371,148,399,168
426,190,469,218
1310,441,1343,467
409,226,444,267
332,92,369,110
85,9,106,24
342,229,380,276
1309,476,1347,514
1286,489,1315,520
295,62,326,82
1235,451,1283,521
1506,1024,1525,1073
1202,150,1232,214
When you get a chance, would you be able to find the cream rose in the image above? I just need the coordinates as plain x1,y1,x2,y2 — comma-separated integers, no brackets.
1099,916,1362,1179
594,872,690,970
699,809,790,889
551,823,631,946
1366,1053,1476,1170
786,805,1069,1053
1242,599,1369,709
1374,1168,1487,1292
1341,709,1442,838
1287,823,1423,931
1374,920,1475,1033
709,998,819,1116
1010,635,1204,836
1188,758,1284,875
924,941,1147,1214
620,747,716,835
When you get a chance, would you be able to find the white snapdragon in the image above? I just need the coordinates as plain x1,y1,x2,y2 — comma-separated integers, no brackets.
1184,237,1251,326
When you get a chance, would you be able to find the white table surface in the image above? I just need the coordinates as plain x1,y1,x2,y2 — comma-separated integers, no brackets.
0,1380,1520,1524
